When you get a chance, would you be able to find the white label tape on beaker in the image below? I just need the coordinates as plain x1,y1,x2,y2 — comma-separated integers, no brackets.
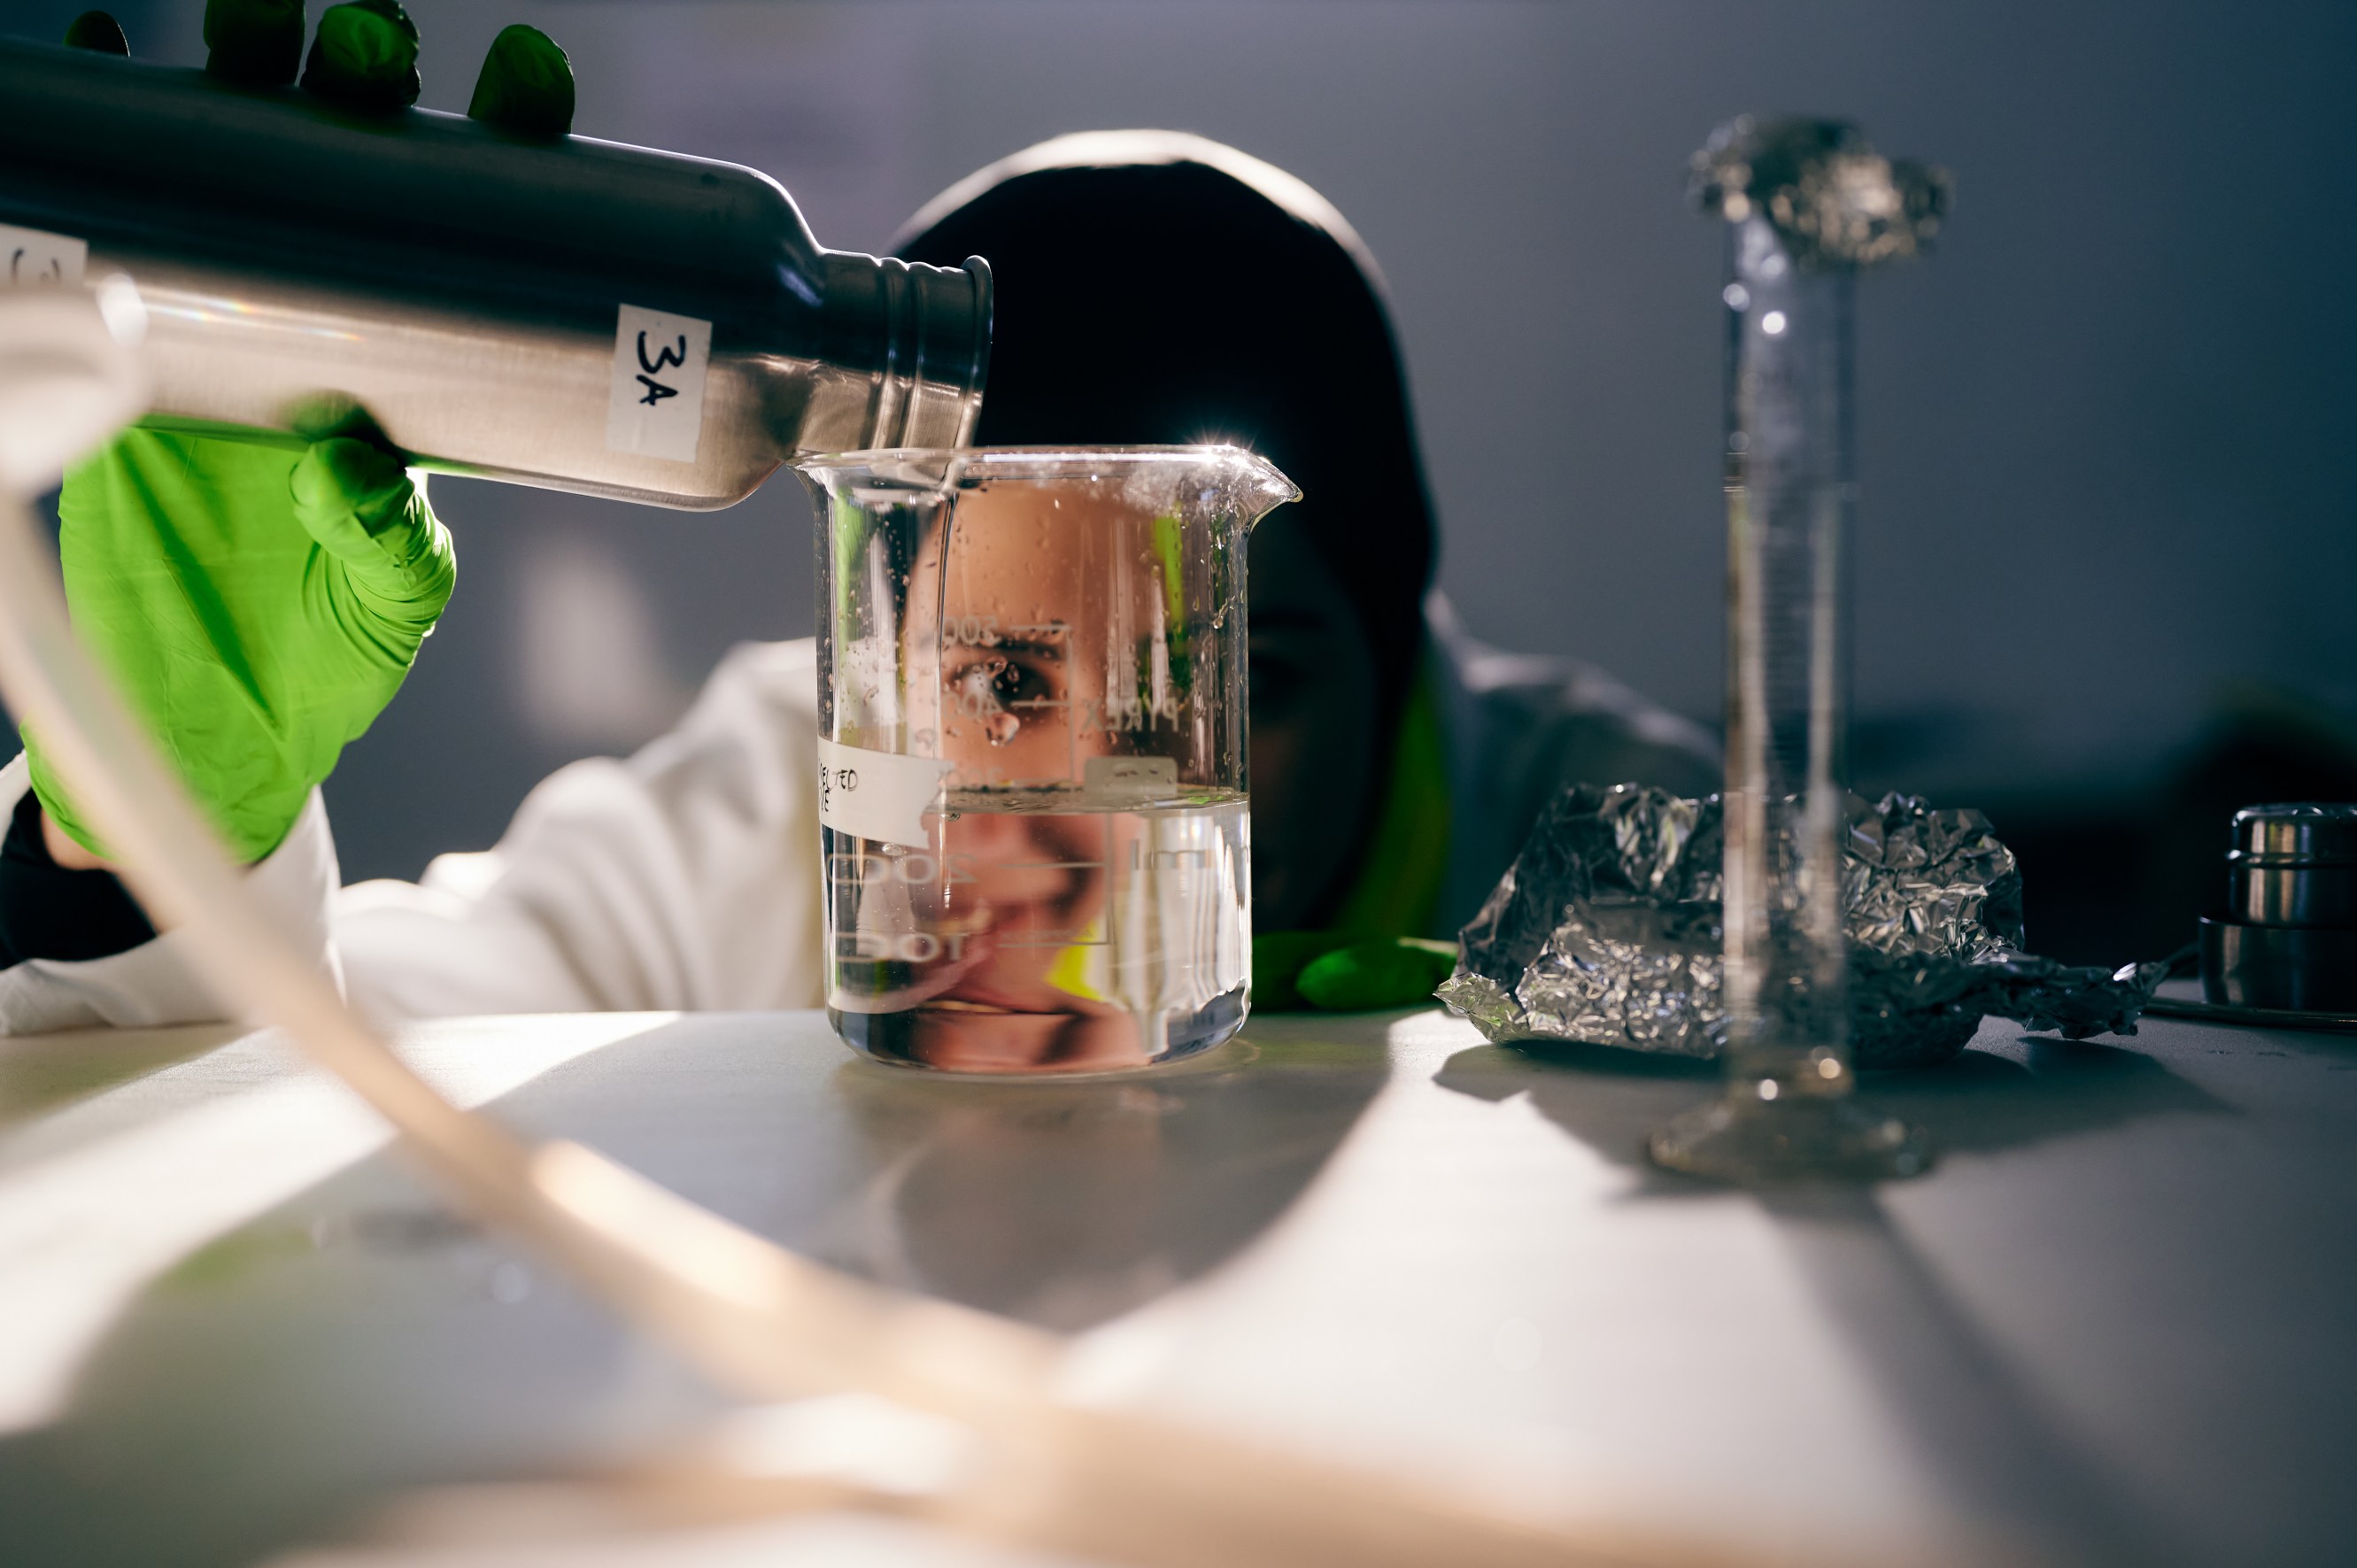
605,303,711,464
817,738,952,849
0,224,87,290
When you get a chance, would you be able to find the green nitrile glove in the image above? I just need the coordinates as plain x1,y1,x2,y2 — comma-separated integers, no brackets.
28,9,578,870
301,0,420,111
1254,931,1459,1012
200,0,574,132
203,0,304,85
1295,938,1458,1012
468,25,575,136
25,427,453,863
1253,929,1349,1010
64,11,129,54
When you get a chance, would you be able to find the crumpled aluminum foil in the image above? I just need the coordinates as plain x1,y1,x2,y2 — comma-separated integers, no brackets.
1436,784,2168,1070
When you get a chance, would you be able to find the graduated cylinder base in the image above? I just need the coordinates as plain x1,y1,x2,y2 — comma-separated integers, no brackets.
1649,1088,1931,1184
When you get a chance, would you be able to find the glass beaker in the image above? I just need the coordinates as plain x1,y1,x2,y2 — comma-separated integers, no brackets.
798,447,1299,1074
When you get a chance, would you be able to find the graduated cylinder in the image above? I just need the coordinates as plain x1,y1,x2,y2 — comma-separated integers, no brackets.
1719,211,1856,1095
1650,114,1946,1184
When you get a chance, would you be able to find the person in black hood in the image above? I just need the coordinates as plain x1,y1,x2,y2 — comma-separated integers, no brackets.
896,132,1717,952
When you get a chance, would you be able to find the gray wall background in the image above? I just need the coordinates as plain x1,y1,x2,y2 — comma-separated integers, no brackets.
6,1,2353,948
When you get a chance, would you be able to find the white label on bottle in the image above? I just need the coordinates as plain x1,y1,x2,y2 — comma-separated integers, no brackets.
817,737,953,849
0,224,87,289
605,304,711,464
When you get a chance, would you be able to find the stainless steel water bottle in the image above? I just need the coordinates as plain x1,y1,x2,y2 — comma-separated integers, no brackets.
0,38,990,508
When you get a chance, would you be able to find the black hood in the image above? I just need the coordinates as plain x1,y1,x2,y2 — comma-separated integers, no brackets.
894,130,1440,720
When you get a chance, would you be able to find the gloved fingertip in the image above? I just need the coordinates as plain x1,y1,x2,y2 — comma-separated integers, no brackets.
468,23,575,137
65,11,129,54
1252,928,1350,1011
301,0,420,112
1296,938,1458,1012
287,392,395,450
341,432,406,481
293,434,406,515
22,743,111,863
291,440,455,612
203,0,303,86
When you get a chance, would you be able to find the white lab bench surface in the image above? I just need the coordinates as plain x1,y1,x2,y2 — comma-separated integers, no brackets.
0,1000,2349,1568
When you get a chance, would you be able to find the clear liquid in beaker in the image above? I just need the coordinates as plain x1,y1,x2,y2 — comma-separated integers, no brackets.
826,789,1249,1074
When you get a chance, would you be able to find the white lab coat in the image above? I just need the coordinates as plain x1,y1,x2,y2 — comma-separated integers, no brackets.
0,611,1713,1032
334,637,829,1021
0,638,825,1033
1424,595,1719,931
0,753,344,1035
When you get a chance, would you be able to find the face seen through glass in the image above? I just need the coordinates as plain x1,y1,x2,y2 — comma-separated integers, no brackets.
901,482,1170,1071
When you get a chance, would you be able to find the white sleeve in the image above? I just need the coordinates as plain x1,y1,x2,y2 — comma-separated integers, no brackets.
332,637,826,1022
0,753,344,1035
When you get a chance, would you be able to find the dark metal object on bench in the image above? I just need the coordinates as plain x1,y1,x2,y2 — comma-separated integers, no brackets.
2200,804,2357,1013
